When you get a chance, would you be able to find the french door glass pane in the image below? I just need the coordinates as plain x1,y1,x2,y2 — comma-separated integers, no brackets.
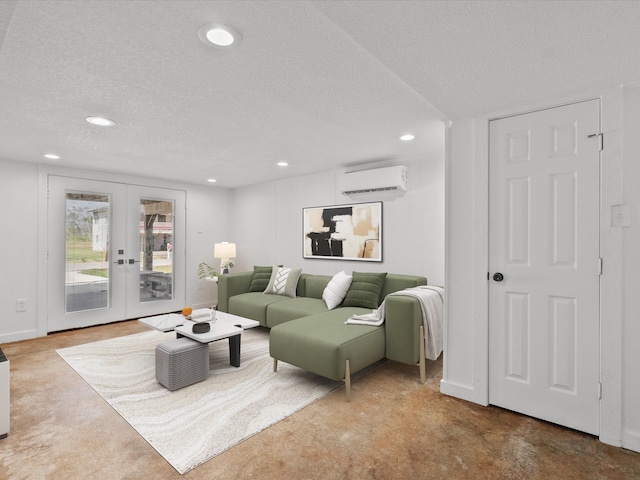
65,192,110,312
139,199,174,302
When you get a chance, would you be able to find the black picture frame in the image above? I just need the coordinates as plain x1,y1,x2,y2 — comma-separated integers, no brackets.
303,201,382,261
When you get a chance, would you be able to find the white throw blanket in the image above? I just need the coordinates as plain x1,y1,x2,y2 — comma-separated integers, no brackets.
346,286,444,360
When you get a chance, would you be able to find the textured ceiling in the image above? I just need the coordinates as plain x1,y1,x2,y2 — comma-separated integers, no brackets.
314,0,640,120
0,1,639,188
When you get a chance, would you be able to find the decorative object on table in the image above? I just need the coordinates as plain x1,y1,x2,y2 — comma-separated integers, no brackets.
303,201,382,261
187,308,213,321
192,322,211,334
181,307,192,317
214,242,236,273
197,262,218,280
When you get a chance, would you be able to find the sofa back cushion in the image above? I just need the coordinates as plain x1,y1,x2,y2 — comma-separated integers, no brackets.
322,271,353,310
342,272,387,309
381,274,428,299
303,275,332,299
264,266,302,298
248,265,274,292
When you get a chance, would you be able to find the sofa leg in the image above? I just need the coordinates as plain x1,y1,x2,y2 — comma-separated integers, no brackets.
273,358,278,372
418,325,426,384
343,359,351,402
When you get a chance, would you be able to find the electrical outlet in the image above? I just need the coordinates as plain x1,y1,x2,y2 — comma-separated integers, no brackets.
16,299,27,312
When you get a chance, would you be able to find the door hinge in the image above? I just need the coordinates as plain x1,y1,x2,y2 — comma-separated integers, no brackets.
588,133,603,151
598,257,603,275
598,382,602,400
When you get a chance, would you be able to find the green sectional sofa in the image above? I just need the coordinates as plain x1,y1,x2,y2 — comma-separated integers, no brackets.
217,270,429,401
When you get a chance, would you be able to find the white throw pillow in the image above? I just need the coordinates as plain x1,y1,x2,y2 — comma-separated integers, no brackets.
322,271,353,310
264,266,302,298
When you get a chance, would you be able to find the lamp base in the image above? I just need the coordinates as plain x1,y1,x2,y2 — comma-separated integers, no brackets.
222,267,230,274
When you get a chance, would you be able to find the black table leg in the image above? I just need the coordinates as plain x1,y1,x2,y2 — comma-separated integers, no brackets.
229,334,241,367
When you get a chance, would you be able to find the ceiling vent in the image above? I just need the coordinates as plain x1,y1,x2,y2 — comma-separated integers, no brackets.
339,165,408,201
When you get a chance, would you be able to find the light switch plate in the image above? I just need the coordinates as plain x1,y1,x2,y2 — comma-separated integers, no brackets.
16,299,27,312
611,204,631,228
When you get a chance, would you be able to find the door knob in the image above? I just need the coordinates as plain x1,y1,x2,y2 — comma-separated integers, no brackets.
493,272,504,282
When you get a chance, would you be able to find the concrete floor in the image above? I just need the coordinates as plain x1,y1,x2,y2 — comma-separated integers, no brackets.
1,320,640,479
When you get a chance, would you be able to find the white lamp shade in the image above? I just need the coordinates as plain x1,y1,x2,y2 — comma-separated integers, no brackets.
214,242,236,259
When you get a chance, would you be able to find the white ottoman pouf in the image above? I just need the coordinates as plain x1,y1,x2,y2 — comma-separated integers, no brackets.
155,338,209,391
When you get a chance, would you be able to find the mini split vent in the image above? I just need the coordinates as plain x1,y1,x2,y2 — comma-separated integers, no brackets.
338,165,408,201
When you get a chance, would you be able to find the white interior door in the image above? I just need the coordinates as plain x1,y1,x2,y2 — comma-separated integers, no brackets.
488,100,601,435
47,176,185,332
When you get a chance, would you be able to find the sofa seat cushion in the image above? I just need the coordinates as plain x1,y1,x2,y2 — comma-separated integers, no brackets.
228,292,290,325
265,297,329,328
269,308,385,381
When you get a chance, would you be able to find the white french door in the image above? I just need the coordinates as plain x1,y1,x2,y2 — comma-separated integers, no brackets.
488,100,601,435
47,176,185,332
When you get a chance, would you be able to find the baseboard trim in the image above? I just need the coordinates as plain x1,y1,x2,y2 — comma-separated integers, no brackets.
0,329,39,344
622,431,640,454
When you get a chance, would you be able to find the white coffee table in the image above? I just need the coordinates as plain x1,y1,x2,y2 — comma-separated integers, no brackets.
138,313,185,332
174,310,259,367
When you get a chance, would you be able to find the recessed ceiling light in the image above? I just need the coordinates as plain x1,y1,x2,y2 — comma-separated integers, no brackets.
198,23,241,48
207,178,217,183
400,134,415,141
43,153,60,160
86,116,115,127
277,161,289,167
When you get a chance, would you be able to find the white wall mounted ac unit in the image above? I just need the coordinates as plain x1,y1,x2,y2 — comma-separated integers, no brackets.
339,165,408,201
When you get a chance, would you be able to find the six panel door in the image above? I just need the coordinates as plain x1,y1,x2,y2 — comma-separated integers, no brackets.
488,99,601,435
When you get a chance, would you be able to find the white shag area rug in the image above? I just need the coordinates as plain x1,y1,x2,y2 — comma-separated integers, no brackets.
56,328,342,474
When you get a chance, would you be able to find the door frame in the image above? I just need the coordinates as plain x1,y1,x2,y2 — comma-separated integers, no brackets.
442,88,624,446
37,166,187,335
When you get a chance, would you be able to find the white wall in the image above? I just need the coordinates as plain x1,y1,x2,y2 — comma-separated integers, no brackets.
183,182,234,310
0,160,40,342
441,119,486,403
231,154,445,285
443,87,640,453
621,86,640,452
0,159,232,343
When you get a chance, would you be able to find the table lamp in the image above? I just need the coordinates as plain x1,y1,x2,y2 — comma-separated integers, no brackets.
214,242,236,274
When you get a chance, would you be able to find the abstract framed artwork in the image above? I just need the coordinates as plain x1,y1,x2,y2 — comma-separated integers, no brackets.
303,202,382,262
